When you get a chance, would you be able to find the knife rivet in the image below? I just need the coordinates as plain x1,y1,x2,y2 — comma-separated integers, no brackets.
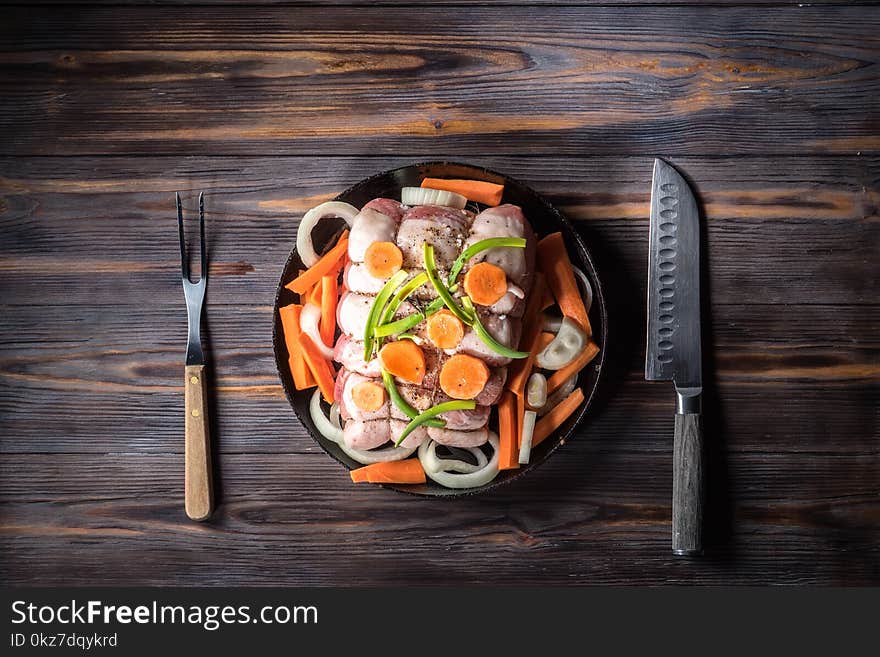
190,376,199,384
191,409,200,417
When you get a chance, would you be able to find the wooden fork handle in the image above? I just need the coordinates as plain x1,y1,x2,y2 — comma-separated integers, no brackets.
185,364,214,521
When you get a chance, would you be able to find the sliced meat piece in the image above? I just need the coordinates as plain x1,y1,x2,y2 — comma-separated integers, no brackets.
342,418,428,450
465,204,535,288
475,367,507,406
343,419,393,450
363,198,406,222
435,399,490,431
336,292,374,338
454,311,521,367
427,426,489,448
386,384,488,430
485,291,525,318
396,205,472,271
339,370,389,422
388,384,436,422
391,419,428,449
344,261,385,295
334,367,352,418
333,334,382,377
349,207,399,263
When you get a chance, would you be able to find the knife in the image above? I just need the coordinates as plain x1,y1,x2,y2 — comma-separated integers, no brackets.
645,159,704,556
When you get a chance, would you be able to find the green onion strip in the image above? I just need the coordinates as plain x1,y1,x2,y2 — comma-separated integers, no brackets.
381,371,444,429
424,243,473,324
374,297,445,338
378,272,428,328
363,270,409,361
395,400,476,446
447,237,526,286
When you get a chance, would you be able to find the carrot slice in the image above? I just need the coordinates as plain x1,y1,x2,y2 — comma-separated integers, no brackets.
351,380,386,412
426,309,465,349
439,353,490,400
379,340,426,385
463,262,508,306
285,231,349,295
298,333,336,403
364,241,403,279
278,304,316,390
532,388,585,448
350,458,426,484
420,178,504,206
320,274,338,347
546,341,600,394
536,232,591,335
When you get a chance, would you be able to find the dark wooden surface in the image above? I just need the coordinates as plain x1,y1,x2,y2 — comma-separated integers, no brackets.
0,3,878,586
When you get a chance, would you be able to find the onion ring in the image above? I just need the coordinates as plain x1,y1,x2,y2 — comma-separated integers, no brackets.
297,201,359,267
570,265,593,313
418,433,500,489
312,390,416,464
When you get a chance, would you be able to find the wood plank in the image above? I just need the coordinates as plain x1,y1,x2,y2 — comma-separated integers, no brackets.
0,155,877,306
0,303,876,455
0,7,878,155
0,452,877,585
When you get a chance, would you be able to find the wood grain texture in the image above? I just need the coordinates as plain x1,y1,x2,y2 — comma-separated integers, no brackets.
0,2,878,586
0,451,877,585
17,0,880,6
0,7,878,156
1,156,877,306
184,364,214,521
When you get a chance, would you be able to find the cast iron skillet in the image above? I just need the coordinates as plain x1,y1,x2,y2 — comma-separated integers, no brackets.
272,162,607,496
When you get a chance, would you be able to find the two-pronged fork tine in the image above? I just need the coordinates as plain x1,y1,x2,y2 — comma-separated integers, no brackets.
177,191,213,521
177,191,207,283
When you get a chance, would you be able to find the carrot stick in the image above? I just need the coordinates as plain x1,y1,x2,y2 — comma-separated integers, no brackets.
515,393,526,448
320,274,338,347
350,458,426,484
536,232,591,335
307,278,323,306
532,388,585,448
278,304,315,390
508,331,554,398
285,231,349,294
540,284,555,311
546,341,599,394
497,390,519,470
420,178,504,206
298,333,336,403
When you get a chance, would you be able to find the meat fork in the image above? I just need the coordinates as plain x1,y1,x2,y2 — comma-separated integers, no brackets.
177,192,214,521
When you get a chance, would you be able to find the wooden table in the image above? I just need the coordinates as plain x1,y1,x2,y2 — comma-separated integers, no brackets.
1,2,877,586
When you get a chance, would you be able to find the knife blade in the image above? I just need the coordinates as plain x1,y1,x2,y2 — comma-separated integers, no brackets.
645,158,705,556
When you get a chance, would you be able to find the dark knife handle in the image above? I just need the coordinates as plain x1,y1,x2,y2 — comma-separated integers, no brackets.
673,411,704,556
